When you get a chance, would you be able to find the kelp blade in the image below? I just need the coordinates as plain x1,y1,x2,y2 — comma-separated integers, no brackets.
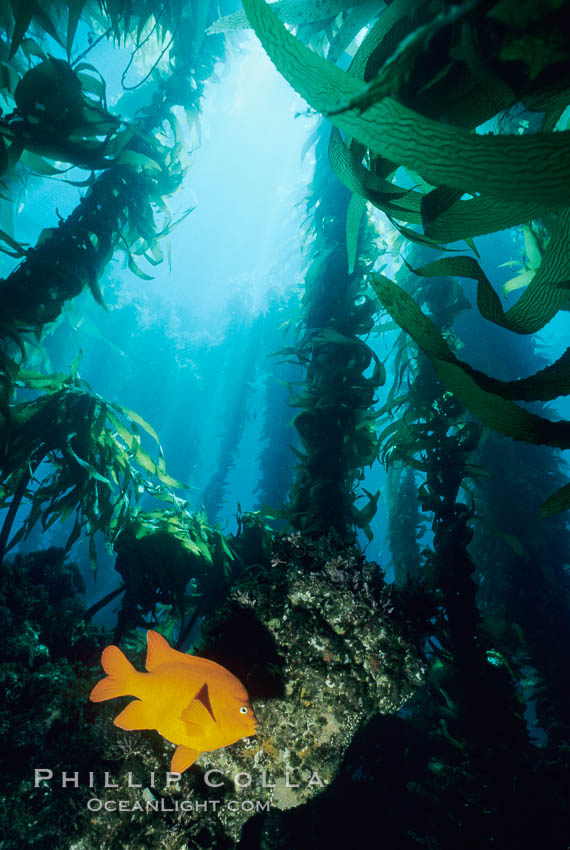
242,0,570,207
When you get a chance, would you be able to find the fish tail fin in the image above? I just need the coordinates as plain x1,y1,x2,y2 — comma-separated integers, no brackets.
89,645,137,702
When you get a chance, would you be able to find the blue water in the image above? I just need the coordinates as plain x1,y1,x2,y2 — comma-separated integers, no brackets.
3,31,569,614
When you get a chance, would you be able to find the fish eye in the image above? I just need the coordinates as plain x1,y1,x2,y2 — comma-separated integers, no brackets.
240,706,248,715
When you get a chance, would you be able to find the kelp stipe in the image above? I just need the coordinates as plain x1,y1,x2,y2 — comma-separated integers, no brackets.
286,119,383,541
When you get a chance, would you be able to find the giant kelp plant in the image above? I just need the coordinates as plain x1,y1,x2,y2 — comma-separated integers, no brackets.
286,118,383,541
1,1,570,849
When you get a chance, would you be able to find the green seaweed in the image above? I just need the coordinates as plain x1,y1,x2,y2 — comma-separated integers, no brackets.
372,273,570,514
0,367,186,569
242,0,570,205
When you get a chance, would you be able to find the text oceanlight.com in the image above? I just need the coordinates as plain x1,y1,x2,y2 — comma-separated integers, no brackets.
33,768,325,813
86,798,270,813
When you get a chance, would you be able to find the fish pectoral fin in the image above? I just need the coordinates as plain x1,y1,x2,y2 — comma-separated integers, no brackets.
180,699,209,730
113,699,153,731
180,683,216,727
195,682,216,721
171,745,200,774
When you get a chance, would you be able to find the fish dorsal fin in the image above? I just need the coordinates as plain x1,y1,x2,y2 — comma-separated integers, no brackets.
145,630,174,671
181,683,216,729
171,745,200,774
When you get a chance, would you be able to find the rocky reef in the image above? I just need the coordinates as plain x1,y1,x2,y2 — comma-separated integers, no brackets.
200,535,425,838
73,533,426,847
2,536,428,848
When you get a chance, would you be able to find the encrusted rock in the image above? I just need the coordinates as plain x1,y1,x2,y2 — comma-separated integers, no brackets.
189,534,425,840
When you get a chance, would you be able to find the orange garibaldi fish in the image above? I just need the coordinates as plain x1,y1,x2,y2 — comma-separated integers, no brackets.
90,630,258,773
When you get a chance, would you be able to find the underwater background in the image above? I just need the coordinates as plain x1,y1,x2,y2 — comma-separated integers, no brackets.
1,0,569,847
